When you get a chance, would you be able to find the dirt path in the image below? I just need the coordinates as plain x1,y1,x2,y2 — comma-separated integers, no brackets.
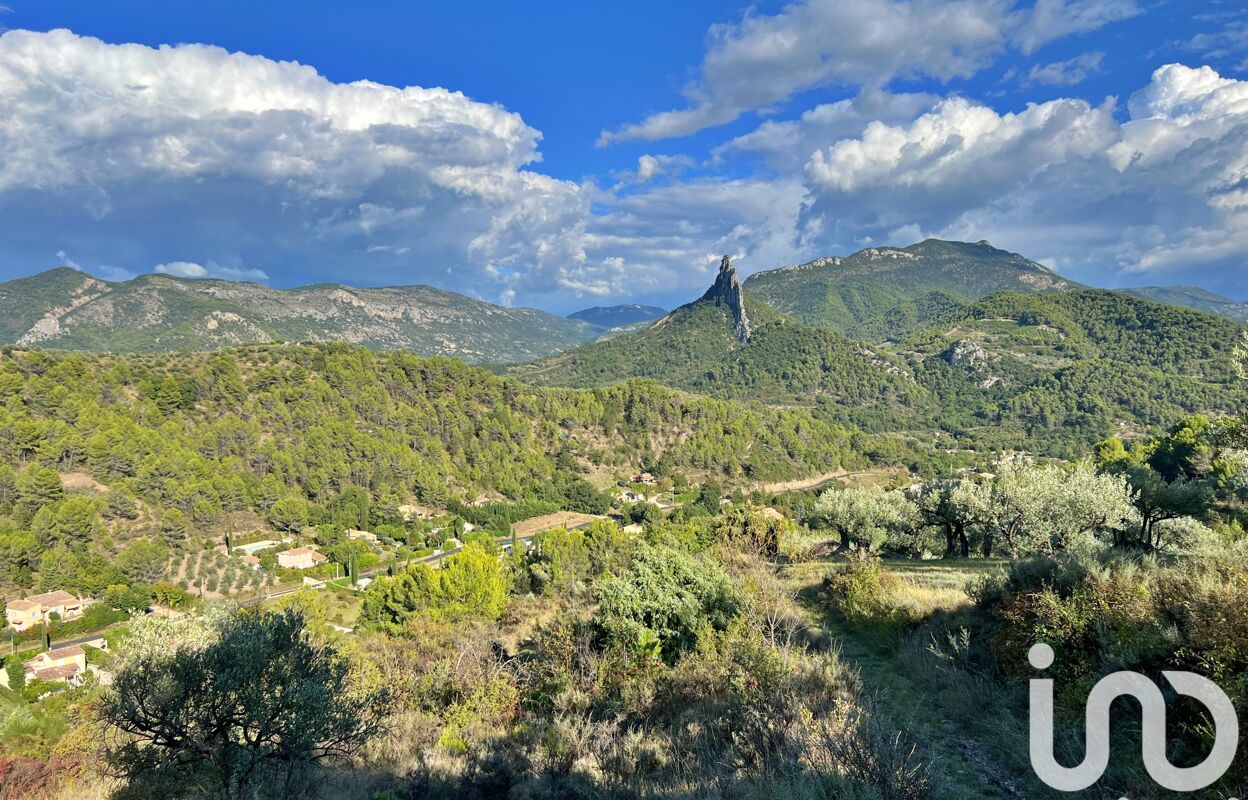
783,563,1022,800
747,469,847,494
818,613,1021,800
747,466,910,495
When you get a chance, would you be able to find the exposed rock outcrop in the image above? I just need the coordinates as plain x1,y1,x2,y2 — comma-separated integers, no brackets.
0,268,599,362
940,339,1004,388
700,256,752,342
940,339,989,368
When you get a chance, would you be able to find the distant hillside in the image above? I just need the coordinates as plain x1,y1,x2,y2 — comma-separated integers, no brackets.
516,257,923,411
892,289,1244,452
744,239,1078,334
568,304,667,329
0,268,599,362
517,254,1244,456
1120,285,1248,322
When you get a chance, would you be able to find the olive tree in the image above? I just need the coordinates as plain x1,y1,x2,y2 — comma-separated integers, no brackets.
103,609,387,800
1116,465,1215,550
812,486,918,552
913,479,990,559
983,462,1133,557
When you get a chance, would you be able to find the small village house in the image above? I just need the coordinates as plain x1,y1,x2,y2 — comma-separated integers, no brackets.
23,645,87,686
5,590,86,632
346,529,378,544
277,546,328,570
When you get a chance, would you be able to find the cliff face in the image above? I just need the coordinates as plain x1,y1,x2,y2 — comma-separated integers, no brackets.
699,256,752,343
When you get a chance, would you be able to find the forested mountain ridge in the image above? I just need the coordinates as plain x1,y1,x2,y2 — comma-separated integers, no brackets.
1121,285,1248,322
743,239,1078,332
0,268,599,363
512,258,922,411
903,289,1240,377
894,289,1245,454
0,343,872,512
516,258,1246,456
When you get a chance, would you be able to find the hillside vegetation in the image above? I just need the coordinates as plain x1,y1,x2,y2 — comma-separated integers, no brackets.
0,269,598,363
743,239,1077,332
1122,285,1248,321
518,263,1245,457
9,399,1246,800
0,343,900,602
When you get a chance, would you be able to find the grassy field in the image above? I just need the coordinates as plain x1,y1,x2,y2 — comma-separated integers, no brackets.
781,556,1023,800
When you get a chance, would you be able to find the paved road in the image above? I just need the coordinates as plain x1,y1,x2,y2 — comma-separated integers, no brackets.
5,621,128,656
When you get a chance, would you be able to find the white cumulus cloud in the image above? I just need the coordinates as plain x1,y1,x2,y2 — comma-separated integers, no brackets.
0,29,625,304
600,0,1012,144
599,0,1140,145
794,64,1248,293
154,262,270,281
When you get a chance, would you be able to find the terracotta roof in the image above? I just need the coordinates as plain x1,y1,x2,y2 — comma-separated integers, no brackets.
281,547,327,562
6,599,39,612
31,664,80,682
28,590,79,604
46,645,85,660
23,590,80,608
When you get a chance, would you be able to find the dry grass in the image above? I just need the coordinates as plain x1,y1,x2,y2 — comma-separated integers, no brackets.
507,511,605,538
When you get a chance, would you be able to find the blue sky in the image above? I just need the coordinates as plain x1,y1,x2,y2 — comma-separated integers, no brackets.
0,0,1245,312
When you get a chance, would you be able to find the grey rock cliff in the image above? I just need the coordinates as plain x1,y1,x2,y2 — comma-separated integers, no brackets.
700,256,752,343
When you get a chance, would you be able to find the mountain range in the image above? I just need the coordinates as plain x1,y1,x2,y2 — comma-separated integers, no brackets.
1120,285,1248,322
567,304,667,329
0,242,1241,417
741,239,1077,333
0,268,599,363
515,242,1244,456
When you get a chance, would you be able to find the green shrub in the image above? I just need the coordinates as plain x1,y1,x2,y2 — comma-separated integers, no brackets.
822,552,907,632
5,654,25,690
594,543,741,661
360,541,511,629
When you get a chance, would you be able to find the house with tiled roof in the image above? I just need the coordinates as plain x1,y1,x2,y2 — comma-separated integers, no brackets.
277,546,328,570
5,590,86,632
24,645,86,686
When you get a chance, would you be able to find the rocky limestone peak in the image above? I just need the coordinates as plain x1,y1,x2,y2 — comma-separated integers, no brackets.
699,255,752,342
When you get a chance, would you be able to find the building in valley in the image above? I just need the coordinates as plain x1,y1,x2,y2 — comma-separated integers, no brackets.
277,546,328,570
4,590,86,632
23,645,87,686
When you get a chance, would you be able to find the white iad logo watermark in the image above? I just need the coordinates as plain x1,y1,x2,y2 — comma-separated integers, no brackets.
1029,643,1240,794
